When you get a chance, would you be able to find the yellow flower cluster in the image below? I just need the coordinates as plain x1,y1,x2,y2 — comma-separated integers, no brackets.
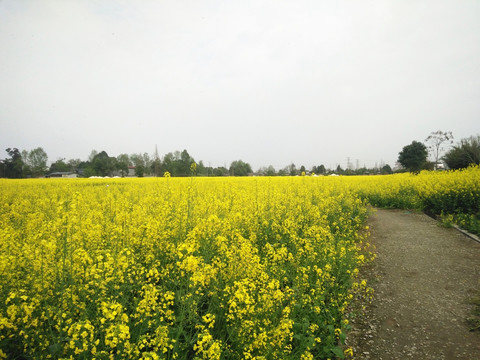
2,168,475,359
349,165,479,205
345,165,480,233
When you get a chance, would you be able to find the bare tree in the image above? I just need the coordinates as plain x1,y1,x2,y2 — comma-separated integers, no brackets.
425,130,454,170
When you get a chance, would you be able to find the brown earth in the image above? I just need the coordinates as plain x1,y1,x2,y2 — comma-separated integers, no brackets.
347,208,480,360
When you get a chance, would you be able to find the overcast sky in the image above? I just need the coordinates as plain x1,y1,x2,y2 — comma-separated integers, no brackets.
1,0,479,170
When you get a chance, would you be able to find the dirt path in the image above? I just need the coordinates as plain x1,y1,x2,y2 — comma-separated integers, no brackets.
348,208,480,360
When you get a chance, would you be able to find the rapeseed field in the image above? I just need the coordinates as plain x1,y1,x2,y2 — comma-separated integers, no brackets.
351,165,480,234
0,166,478,359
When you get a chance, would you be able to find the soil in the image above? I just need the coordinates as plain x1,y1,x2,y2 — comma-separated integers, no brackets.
347,208,480,360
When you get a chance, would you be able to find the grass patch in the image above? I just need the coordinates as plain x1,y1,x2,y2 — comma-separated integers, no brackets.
467,294,480,332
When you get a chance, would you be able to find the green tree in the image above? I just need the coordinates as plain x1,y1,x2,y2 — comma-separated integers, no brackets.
135,164,145,177
179,149,194,176
1,148,25,178
151,157,162,176
91,151,116,176
142,153,152,176
162,152,177,176
229,160,252,176
27,147,48,177
398,141,428,173
80,150,101,177
277,168,287,176
443,135,480,170
213,166,229,176
380,164,393,174
287,163,297,176
355,167,369,175
49,158,70,173
116,154,130,177
265,165,276,176
130,153,146,177
76,161,92,177
256,165,276,176
21,150,31,176
196,160,207,176
425,130,454,169
156,150,196,177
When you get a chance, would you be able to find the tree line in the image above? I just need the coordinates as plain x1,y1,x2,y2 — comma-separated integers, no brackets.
0,146,394,179
1,132,479,178
0,148,253,178
398,132,480,173
0,147,49,179
0,146,387,179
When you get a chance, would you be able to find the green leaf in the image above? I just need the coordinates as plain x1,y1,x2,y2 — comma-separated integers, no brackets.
331,346,345,359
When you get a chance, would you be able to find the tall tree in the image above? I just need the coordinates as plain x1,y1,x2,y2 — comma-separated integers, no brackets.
162,152,177,176
380,164,393,174
196,160,207,176
312,165,326,175
21,150,31,175
27,147,48,177
130,153,146,177
398,141,428,173
179,149,194,176
116,154,130,177
287,163,297,176
229,160,252,176
142,153,152,176
88,150,98,162
265,165,276,176
425,130,454,170
91,151,115,176
1,148,25,178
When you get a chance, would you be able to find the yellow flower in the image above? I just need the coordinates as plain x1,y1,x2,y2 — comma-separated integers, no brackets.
2,167,477,358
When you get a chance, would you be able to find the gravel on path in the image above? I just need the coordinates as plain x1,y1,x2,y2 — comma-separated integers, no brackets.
348,208,480,360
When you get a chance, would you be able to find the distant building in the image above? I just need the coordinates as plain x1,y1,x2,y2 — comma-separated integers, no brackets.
128,166,136,177
46,172,78,178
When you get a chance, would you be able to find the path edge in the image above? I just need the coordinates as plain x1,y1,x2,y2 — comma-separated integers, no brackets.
423,211,480,244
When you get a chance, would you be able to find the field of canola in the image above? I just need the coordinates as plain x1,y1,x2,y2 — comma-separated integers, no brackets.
0,166,478,360
352,165,480,234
